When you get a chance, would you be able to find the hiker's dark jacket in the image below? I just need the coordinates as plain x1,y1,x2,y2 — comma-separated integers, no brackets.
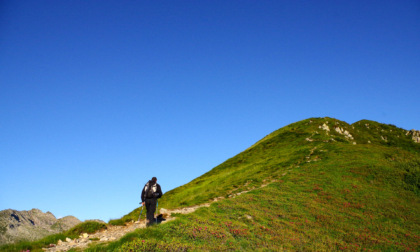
141,180,163,202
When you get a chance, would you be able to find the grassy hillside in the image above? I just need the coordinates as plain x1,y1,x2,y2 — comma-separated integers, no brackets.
95,117,420,251
4,117,420,251
122,117,420,216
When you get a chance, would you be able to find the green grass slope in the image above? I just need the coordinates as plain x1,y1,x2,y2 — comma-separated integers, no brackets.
103,117,420,251
4,117,419,251
122,117,420,216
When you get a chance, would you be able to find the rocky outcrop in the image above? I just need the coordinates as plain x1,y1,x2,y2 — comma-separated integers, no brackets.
407,129,420,143
0,209,81,245
334,126,354,140
319,123,330,132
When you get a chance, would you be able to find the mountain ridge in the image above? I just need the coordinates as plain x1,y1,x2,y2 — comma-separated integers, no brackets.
0,208,81,245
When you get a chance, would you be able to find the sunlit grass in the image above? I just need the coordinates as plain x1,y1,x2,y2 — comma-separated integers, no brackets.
3,117,420,251
87,119,420,251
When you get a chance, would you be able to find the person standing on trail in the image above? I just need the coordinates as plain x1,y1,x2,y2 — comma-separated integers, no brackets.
141,177,163,226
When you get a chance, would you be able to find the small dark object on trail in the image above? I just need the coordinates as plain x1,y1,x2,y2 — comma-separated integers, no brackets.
154,214,166,224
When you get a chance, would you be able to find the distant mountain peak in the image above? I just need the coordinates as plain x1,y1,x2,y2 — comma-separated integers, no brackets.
0,208,81,245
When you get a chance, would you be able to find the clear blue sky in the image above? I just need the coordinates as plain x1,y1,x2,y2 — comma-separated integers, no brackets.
1,0,419,221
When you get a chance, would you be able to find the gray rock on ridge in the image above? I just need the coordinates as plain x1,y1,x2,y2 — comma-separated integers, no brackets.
0,208,81,245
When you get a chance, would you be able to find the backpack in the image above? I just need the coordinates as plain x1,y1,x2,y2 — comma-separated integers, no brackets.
145,182,157,198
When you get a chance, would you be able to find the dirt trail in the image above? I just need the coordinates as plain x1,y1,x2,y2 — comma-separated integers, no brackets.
42,203,209,252
44,180,278,251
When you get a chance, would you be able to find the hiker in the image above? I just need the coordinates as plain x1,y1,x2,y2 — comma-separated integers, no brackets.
141,177,163,226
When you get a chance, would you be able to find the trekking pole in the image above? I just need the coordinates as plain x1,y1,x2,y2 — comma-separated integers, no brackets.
155,200,158,224
138,204,143,222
